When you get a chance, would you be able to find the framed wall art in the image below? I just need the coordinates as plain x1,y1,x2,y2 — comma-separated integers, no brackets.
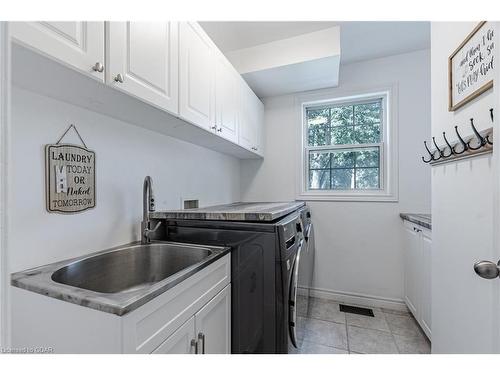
449,21,495,111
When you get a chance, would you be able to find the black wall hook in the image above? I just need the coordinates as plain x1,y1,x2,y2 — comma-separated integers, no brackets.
431,136,443,160
468,118,486,150
442,132,454,157
453,126,468,155
422,140,433,163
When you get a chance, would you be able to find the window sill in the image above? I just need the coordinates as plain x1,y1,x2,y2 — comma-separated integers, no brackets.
296,192,398,202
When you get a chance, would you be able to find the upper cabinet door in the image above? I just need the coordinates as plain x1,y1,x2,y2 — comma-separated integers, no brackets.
106,22,179,115
215,55,239,143
11,22,105,82
238,84,257,151
179,22,215,131
254,97,265,156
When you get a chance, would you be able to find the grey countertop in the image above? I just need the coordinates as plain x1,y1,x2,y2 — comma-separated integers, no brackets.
400,213,432,230
11,241,230,316
150,201,306,222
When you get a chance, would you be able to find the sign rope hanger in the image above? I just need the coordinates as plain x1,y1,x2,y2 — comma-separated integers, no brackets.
55,124,88,149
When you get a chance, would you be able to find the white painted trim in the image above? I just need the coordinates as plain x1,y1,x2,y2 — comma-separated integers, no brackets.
294,83,399,202
493,21,500,354
0,21,11,348
300,286,408,312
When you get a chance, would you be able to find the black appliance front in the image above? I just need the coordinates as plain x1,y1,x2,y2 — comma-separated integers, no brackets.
163,220,278,353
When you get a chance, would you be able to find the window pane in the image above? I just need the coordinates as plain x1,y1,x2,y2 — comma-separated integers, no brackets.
331,126,355,145
331,168,354,189
354,123,380,143
354,102,381,125
355,168,380,189
356,148,379,167
331,150,355,168
309,152,331,169
308,127,330,146
331,106,353,127
307,108,329,127
309,170,330,190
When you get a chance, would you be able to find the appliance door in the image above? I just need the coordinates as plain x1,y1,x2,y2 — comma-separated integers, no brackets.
297,222,315,317
289,238,304,348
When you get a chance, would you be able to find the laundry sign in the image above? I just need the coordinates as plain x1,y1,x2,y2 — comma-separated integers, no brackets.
45,125,96,214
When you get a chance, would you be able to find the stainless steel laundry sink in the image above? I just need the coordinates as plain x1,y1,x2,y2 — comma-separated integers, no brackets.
51,243,213,293
11,241,230,315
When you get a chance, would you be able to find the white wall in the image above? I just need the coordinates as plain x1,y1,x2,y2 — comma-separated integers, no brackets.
8,87,240,273
241,49,431,305
430,22,496,353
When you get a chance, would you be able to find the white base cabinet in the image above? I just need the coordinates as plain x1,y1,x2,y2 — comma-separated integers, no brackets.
402,220,432,340
12,254,231,354
154,284,231,354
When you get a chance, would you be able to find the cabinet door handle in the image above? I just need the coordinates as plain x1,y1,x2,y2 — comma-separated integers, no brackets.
190,338,198,354
197,332,205,354
211,125,217,131
114,73,124,83
217,127,223,132
92,62,104,73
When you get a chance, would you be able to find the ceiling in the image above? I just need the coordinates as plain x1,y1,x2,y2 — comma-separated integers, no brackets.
199,21,430,65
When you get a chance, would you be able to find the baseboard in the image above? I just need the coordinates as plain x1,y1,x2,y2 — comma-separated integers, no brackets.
299,286,408,312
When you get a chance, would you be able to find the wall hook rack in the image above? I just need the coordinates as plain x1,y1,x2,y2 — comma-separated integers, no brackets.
421,109,494,165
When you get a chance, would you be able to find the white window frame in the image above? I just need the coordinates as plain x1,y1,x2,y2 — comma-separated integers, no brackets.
295,85,399,202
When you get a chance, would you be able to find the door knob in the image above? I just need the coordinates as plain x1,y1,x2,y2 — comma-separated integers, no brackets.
474,260,500,279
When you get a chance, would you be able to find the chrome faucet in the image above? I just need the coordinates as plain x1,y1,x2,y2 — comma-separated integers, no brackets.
141,176,162,244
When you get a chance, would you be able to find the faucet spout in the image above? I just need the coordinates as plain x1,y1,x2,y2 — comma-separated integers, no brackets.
142,176,159,244
143,176,155,223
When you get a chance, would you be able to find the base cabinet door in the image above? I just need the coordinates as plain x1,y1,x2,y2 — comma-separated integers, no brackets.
153,316,196,354
403,222,421,317
420,230,432,339
11,21,105,81
403,221,432,341
179,22,215,130
194,284,231,354
107,22,179,114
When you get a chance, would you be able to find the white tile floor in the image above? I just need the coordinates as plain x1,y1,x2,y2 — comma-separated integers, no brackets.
290,297,431,354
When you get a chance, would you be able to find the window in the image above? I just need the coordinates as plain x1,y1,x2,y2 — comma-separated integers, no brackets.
298,89,398,201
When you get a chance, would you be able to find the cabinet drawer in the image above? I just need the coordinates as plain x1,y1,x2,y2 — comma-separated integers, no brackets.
122,253,230,353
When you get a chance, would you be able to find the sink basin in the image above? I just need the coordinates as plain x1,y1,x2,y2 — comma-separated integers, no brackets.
51,243,213,293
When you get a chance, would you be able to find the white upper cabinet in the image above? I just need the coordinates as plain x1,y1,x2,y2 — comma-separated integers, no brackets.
11,22,105,81
11,21,264,158
106,22,179,114
239,83,264,154
214,54,239,143
179,22,215,131
254,97,265,156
